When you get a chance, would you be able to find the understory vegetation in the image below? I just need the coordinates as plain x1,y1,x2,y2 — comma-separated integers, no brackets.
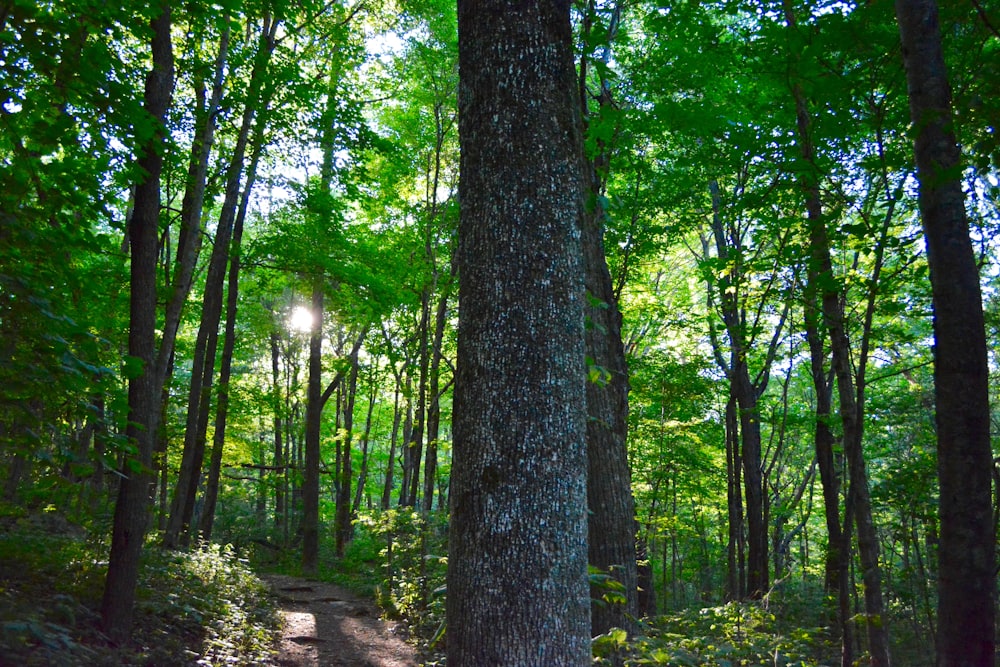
0,504,280,666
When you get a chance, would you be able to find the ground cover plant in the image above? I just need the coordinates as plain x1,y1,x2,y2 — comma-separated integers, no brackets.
0,505,281,666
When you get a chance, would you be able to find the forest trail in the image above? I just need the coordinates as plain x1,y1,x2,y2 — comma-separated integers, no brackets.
263,574,419,667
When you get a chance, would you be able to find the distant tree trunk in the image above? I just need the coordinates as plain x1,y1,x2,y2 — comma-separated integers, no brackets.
335,338,361,556
381,374,402,510
197,123,265,542
164,14,278,548
352,381,377,514
422,279,452,512
724,393,744,601
302,281,323,575
404,294,431,507
270,329,286,535
448,1,591,662
578,0,639,637
397,374,414,507
896,2,996,664
705,182,782,601
100,3,173,642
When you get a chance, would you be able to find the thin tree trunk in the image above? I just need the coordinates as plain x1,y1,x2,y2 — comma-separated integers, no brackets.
164,14,279,548
335,337,361,556
724,393,744,601
100,3,173,642
422,277,452,512
302,281,323,575
382,375,402,510
197,120,266,542
270,329,286,534
352,381,377,514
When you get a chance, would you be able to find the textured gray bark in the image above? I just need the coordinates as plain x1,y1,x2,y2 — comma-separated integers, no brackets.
448,1,591,663
896,2,995,665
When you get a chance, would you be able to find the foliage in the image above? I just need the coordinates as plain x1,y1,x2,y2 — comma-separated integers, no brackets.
359,509,448,648
595,595,835,666
0,508,280,666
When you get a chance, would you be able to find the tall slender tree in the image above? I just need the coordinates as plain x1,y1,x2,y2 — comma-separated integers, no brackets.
577,0,639,636
100,2,174,642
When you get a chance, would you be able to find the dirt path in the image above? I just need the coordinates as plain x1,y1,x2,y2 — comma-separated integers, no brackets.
263,574,420,667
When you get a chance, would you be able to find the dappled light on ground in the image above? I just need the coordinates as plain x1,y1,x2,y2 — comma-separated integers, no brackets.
265,574,417,667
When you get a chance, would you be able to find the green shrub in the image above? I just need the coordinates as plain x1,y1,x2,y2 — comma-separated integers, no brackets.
0,516,282,666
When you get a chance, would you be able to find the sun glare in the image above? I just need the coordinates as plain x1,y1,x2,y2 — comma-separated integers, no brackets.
289,306,315,333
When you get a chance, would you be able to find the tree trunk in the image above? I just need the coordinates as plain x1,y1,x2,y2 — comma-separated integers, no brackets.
302,281,323,575
100,2,173,642
164,14,278,548
270,329,286,534
335,338,361,556
578,0,639,636
381,375,402,510
352,381,377,514
405,293,431,507
724,393,744,601
197,117,265,542
896,2,995,664
422,279,452,512
448,1,591,663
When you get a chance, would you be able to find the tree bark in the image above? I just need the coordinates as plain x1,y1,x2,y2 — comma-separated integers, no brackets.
448,1,591,663
302,281,323,575
100,2,173,642
896,2,995,664
164,14,279,548
578,0,639,636
335,337,361,556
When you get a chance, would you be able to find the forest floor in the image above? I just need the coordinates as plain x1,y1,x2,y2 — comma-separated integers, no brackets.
263,573,419,667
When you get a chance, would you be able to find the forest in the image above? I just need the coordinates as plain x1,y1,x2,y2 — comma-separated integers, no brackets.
2,0,999,665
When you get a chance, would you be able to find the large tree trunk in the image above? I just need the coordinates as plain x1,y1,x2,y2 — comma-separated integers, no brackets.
448,1,591,663
100,3,173,642
896,2,995,664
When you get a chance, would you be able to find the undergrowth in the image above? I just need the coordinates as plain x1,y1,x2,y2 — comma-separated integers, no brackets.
593,596,837,666
0,506,281,666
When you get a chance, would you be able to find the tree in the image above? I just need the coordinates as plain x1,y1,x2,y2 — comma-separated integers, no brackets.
446,0,592,663
578,0,640,636
895,1,996,664
100,1,174,642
